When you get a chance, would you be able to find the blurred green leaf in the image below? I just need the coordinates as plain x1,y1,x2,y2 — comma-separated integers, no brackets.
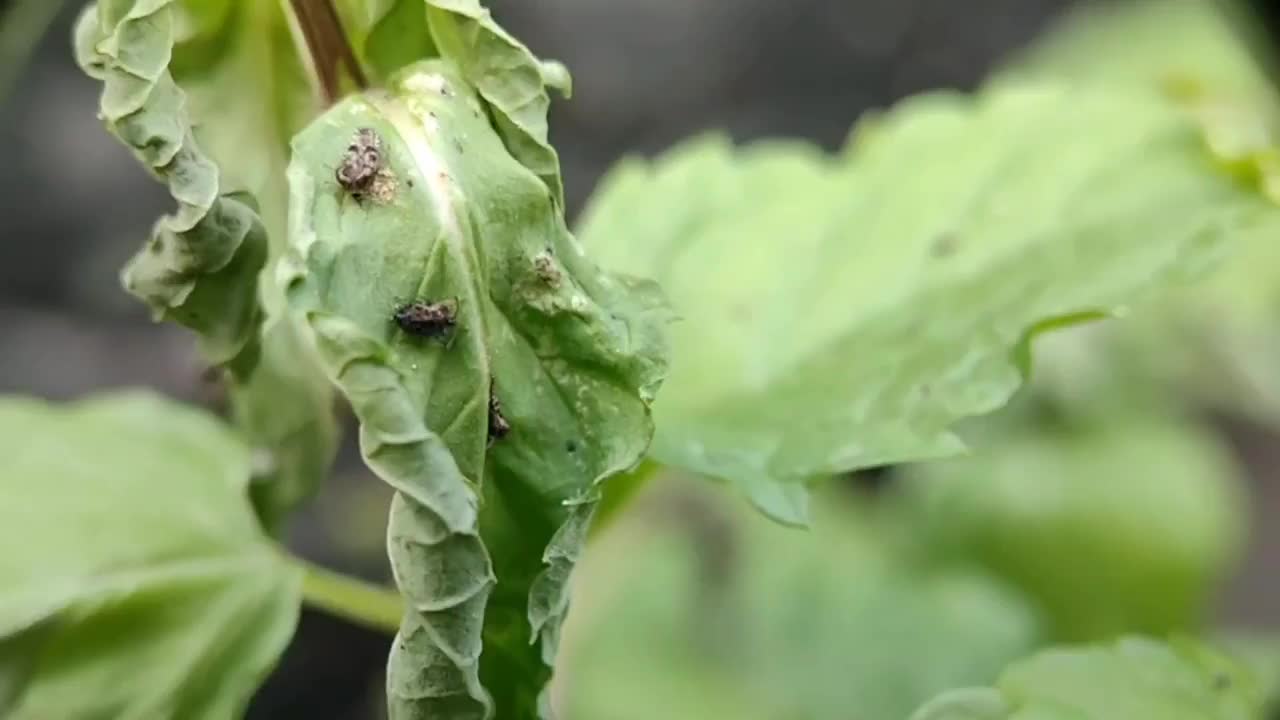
1000,0,1280,194
897,410,1248,641
283,59,667,719
1217,631,1280,716
577,81,1276,524
0,392,301,719
561,483,1042,720
912,636,1264,720
994,0,1280,428
1004,0,1272,97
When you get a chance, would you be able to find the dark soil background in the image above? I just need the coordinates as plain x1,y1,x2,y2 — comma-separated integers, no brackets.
1,2,1275,718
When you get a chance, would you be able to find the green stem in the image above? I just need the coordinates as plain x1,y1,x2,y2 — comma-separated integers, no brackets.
282,550,403,634
0,0,65,104
286,0,366,105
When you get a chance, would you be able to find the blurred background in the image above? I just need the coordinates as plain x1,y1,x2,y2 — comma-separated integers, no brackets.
2,0,1279,718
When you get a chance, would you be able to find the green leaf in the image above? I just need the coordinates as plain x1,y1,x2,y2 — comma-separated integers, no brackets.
232,319,341,532
1003,0,1272,97
346,0,572,206
997,0,1280,199
908,689,1010,720
283,60,667,720
0,392,301,719
911,637,1265,720
896,410,1247,642
561,482,1042,720
1216,631,1280,717
576,81,1276,521
73,1,271,372
989,0,1280,429
75,0,338,530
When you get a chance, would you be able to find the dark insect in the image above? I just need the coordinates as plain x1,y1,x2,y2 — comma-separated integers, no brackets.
393,299,457,340
336,127,384,196
487,383,511,445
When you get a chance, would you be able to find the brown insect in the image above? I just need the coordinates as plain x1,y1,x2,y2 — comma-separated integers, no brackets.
487,381,510,445
393,299,457,340
336,127,386,200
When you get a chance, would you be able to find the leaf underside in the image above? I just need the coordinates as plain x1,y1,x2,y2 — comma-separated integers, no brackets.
576,81,1277,524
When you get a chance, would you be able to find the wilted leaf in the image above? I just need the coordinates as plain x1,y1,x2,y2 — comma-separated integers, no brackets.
73,1,273,372
561,481,1042,720
0,392,300,719
896,410,1247,642
283,60,667,719
912,637,1264,720
577,82,1275,523
74,0,337,530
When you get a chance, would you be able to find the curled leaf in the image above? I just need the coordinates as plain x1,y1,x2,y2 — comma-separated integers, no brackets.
283,60,666,719
73,2,268,372
74,0,338,529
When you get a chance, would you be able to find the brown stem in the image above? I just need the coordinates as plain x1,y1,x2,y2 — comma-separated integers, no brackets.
289,0,367,105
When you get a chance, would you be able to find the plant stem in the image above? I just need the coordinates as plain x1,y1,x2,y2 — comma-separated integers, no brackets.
283,550,403,634
0,0,65,105
287,0,367,105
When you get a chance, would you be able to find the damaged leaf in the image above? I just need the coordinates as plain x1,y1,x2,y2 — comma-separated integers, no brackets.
282,60,666,719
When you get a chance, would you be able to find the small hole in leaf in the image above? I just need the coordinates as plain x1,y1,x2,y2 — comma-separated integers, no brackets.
565,440,577,453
